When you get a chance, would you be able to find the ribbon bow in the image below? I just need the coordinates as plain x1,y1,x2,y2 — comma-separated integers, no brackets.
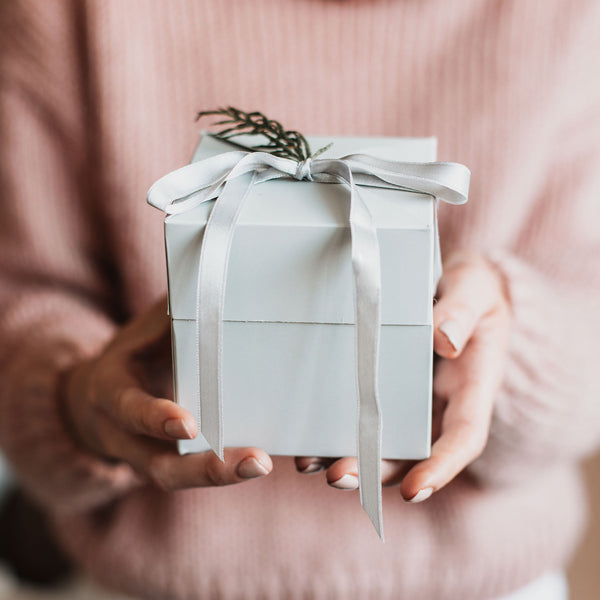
148,147,470,539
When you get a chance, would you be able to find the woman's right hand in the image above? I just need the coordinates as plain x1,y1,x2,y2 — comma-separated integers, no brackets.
59,297,273,491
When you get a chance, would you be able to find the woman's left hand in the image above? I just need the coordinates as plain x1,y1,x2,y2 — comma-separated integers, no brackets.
295,251,512,502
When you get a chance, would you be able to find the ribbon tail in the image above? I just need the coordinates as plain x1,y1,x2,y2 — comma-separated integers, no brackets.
196,171,258,461
316,159,385,539
355,264,384,540
358,345,384,540
348,179,384,541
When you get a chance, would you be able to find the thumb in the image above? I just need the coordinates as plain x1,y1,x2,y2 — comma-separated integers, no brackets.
433,259,503,358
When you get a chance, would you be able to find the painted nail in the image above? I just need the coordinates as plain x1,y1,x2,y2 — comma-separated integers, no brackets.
406,487,434,503
300,462,325,474
237,457,270,479
439,320,461,352
164,418,194,439
329,474,359,490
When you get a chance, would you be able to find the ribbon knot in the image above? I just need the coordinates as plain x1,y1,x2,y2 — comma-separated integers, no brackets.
294,158,313,181
147,146,470,540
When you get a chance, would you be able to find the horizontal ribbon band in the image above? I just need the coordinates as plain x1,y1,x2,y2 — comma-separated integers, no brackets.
148,147,470,539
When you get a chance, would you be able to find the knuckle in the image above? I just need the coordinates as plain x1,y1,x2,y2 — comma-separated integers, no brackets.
444,251,486,272
205,455,228,487
117,386,136,408
451,414,488,460
112,385,125,410
467,429,489,459
453,414,477,433
442,300,473,324
139,408,157,434
114,387,141,425
435,306,471,337
449,262,476,280
110,386,129,422
146,455,174,492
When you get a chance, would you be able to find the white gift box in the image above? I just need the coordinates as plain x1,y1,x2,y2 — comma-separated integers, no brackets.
164,134,439,459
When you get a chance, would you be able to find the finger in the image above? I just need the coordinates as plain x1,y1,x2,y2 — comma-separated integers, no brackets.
294,456,337,474
326,457,358,489
113,387,198,440
98,368,197,441
400,384,491,502
104,426,272,490
401,316,507,502
324,457,412,490
433,261,504,358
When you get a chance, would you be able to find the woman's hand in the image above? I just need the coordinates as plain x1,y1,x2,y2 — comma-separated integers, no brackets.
295,251,511,502
60,297,273,491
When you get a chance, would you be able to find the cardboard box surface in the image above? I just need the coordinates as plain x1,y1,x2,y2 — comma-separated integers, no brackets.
166,135,436,458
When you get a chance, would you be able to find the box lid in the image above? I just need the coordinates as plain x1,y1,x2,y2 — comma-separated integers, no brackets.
165,135,436,325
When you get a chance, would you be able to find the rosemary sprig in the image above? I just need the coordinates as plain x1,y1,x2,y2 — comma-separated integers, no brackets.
196,107,331,161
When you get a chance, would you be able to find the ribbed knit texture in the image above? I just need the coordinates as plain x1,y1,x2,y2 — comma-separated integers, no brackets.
0,1,599,599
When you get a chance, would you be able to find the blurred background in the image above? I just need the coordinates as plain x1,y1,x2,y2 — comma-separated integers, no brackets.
568,455,600,600
0,455,134,599
0,450,599,599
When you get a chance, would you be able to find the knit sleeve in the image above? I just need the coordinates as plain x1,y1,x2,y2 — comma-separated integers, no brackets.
467,113,600,486
0,1,140,514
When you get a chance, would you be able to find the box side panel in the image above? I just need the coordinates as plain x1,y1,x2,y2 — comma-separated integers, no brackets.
175,320,431,459
225,225,434,325
167,222,433,325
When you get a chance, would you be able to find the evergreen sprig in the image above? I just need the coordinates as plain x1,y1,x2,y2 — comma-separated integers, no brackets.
196,107,331,161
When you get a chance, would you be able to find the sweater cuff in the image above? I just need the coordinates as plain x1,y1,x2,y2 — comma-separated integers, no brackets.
467,249,599,485
0,311,141,515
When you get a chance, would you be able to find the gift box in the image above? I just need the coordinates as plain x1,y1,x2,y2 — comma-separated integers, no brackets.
148,130,469,535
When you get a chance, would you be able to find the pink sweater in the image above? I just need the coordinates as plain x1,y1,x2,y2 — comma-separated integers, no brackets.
1,1,599,598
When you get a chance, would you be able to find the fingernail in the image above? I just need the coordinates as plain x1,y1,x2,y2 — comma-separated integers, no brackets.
439,320,461,351
237,457,270,479
406,487,434,503
329,474,359,490
164,418,194,439
299,461,325,474
298,458,325,473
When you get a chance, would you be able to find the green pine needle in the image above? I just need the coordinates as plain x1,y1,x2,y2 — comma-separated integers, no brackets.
196,107,331,161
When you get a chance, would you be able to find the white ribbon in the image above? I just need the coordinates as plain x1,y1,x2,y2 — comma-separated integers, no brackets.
148,148,470,539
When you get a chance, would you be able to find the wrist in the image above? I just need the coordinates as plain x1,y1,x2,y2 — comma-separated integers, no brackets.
55,359,99,459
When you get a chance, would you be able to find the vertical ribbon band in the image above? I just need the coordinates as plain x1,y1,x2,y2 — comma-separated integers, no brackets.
147,150,470,539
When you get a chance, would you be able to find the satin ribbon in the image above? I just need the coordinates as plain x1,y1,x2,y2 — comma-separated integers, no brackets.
148,148,470,539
